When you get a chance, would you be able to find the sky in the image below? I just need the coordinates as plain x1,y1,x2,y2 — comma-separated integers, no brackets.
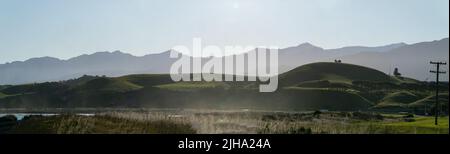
0,0,449,63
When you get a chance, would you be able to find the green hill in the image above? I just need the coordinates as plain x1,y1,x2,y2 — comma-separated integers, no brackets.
279,62,396,86
294,80,353,89
72,77,142,93
0,82,66,95
282,87,373,110
156,81,229,91
0,62,447,112
63,75,101,88
374,91,422,108
409,93,449,108
0,92,7,99
0,85,9,90
118,74,174,87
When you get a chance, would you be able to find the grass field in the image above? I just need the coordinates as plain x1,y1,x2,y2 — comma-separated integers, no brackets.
1,110,448,134
380,116,449,134
3,110,449,134
3,114,195,134
0,92,7,99
110,111,449,134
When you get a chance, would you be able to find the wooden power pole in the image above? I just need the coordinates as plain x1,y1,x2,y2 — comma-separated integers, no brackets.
430,61,446,125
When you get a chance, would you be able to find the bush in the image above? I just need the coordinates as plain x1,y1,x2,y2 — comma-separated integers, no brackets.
352,112,384,121
0,115,18,133
313,110,322,117
287,127,312,134
403,118,415,122
403,114,414,118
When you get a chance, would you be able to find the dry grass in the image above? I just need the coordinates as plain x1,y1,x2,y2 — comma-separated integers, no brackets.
8,114,196,134
104,110,449,134
3,110,448,134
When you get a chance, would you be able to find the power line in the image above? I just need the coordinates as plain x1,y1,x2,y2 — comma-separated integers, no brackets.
429,61,446,125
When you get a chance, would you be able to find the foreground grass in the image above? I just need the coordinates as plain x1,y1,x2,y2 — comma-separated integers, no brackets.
106,111,449,134
1,110,448,134
380,116,449,134
0,92,7,99
7,115,196,134
259,113,449,134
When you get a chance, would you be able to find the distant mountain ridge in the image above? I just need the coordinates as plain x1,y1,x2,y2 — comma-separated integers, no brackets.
0,38,448,84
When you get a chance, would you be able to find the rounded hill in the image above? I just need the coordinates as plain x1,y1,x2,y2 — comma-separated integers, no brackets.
279,62,395,86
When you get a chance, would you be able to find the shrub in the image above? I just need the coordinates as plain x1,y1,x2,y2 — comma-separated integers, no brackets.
352,112,384,121
403,114,414,118
0,115,18,133
313,110,322,117
287,127,312,134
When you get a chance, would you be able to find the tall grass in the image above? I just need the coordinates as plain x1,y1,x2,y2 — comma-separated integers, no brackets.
8,114,196,134
4,110,448,134
103,110,449,134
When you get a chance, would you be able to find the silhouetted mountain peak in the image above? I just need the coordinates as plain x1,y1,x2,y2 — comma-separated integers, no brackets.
386,42,407,47
298,42,321,48
394,42,407,46
26,56,61,62
69,51,135,62
91,51,130,56
150,50,185,57
0,38,447,84
287,42,324,52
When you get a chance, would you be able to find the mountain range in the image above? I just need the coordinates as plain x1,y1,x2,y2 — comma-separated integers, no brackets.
0,38,448,85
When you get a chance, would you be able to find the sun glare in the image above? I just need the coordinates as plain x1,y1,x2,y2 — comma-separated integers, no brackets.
233,2,240,9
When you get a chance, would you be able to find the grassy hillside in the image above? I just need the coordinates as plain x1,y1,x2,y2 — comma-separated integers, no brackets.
0,85,10,90
409,93,449,108
281,87,373,110
72,77,142,92
0,92,7,99
375,91,423,108
372,92,449,113
63,75,101,87
279,62,396,86
156,81,230,92
0,62,447,112
118,74,174,87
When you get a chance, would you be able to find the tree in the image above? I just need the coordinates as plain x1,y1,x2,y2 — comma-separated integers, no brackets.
393,68,402,77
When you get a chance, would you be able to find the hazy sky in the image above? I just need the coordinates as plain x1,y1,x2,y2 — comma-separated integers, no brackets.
0,0,448,63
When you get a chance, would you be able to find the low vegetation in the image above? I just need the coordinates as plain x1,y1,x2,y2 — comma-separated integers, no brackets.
0,62,448,113
0,62,448,135
1,110,448,134
0,92,7,99
3,114,195,134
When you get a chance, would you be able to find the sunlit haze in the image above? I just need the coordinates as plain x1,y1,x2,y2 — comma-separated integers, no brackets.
0,0,448,63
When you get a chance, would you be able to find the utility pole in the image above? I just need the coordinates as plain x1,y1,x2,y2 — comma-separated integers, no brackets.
430,61,446,125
